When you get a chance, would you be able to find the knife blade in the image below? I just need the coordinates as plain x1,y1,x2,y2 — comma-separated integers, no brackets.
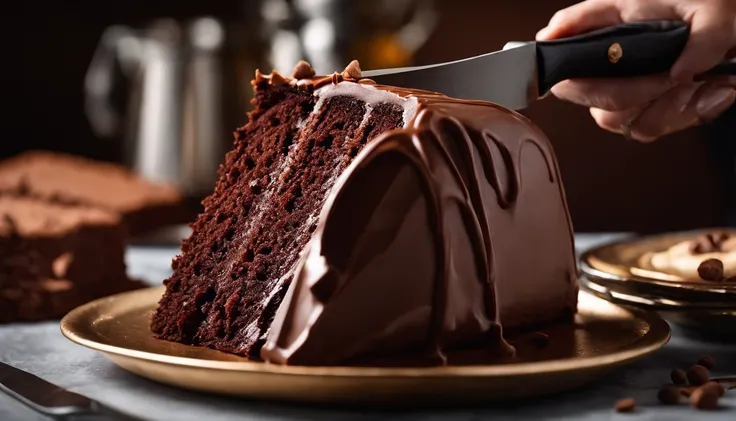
362,20,736,110
0,361,143,421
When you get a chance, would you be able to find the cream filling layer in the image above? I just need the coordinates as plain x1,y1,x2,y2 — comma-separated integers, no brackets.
312,82,419,128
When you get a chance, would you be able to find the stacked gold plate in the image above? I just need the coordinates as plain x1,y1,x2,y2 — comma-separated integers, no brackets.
579,230,736,338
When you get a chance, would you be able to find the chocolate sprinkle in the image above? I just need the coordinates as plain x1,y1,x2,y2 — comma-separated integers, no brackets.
697,258,724,282
670,368,687,385
341,60,362,80
687,364,710,386
614,397,636,413
697,356,716,370
702,381,725,397
690,384,720,410
269,71,289,86
291,60,316,79
690,232,730,254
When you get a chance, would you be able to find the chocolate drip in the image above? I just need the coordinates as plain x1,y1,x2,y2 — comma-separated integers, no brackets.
481,132,518,208
520,139,556,183
416,115,503,359
407,111,566,358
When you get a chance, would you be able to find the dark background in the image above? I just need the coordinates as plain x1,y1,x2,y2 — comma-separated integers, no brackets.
3,0,734,233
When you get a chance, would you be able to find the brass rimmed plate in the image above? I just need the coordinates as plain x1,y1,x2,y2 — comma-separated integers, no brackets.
581,276,736,339
580,230,736,295
60,286,670,406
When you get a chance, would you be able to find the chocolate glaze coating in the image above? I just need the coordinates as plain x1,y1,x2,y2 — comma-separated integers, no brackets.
259,62,578,365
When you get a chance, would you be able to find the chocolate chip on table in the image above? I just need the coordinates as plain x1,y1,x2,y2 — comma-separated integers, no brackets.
657,385,681,405
614,397,636,413
670,368,688,385
687,365,711,386
697,356,716,370
697,258,724,282
690,384,720,410
702,381,726,397
724,275,736,283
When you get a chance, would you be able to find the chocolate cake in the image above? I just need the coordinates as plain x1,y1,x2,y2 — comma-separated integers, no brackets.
0,196,142,322
0,151,186,235
151,60,578,366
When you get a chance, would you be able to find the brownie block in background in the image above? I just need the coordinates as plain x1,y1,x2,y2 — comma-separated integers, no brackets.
0,151,188,236
0,196,143,322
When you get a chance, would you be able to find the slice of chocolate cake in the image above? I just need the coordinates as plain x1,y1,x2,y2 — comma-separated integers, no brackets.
151,60,578,366
0,151,186,236
0,197,142,322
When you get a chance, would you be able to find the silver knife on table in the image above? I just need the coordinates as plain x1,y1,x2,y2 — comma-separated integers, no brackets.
362,20,736,110
0,361,143,421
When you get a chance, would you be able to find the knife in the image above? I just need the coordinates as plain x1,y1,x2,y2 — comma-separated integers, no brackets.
362,20,736,110
0,361,143,421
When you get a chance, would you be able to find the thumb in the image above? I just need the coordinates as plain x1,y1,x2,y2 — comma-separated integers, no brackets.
670,7,736,82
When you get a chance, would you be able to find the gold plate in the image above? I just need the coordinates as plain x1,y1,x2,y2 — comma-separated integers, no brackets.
60,287,670,406
581,277,736,339
581,230,736,295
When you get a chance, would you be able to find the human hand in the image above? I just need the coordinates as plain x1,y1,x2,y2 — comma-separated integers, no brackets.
536,0,736,141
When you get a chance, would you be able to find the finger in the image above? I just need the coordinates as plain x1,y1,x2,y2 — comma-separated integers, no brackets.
589,84,736,141
590,83,703,141
635,84,736,138
536,0,622,40
589,107,650,140
695,47,736,87
693,84,736,122
550,74,674,111
670,5,736,81
630,82,706,139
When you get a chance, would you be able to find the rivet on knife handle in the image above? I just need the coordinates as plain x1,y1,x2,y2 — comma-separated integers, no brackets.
535,20,690,95
607,43,623,64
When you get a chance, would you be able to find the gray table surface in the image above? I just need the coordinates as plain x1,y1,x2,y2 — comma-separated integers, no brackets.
1,233,735,421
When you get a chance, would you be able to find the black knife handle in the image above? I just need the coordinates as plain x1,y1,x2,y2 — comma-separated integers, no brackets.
536,20,689,95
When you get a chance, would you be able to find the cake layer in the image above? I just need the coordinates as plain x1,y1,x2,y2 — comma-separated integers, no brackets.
0,151,186,235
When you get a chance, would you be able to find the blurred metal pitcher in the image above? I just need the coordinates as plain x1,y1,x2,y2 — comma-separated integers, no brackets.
84,17,249,198
83,2,436,197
